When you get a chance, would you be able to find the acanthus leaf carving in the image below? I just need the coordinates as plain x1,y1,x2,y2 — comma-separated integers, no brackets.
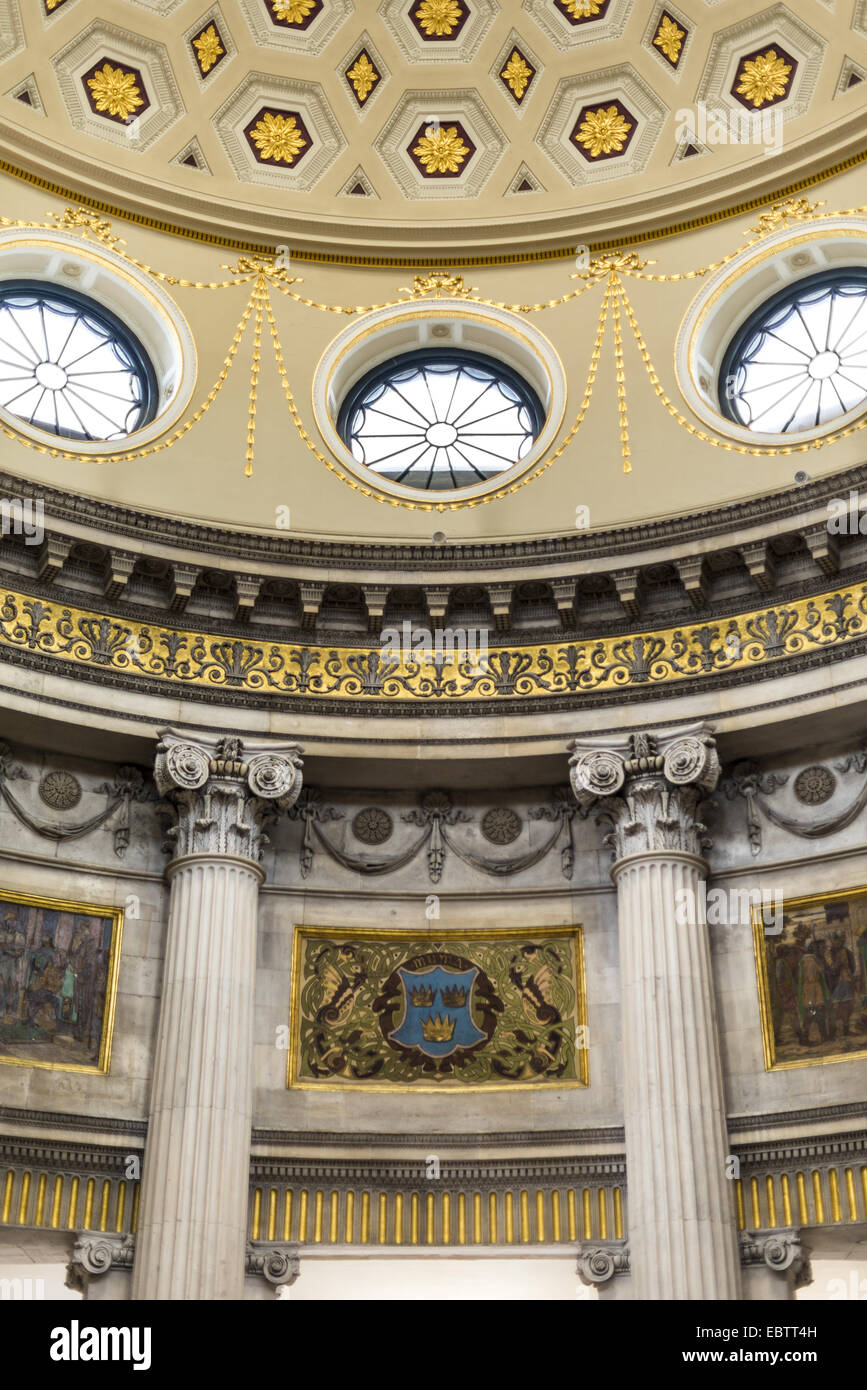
569,725,720,862
155,729,304,863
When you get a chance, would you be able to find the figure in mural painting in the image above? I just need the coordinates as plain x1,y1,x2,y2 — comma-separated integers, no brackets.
0,912,26,1020
858,927,867,1019
0,898,116,1069
826,931,856,1038
23,933,63,1031
772,943,801,1045
70,923,99,1049
797,938,830,1045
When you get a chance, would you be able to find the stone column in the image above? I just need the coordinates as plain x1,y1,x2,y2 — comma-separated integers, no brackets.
131,731,303,1302
570,724,741,1301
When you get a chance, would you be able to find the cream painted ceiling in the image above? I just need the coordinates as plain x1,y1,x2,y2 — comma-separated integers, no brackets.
0,0,865,257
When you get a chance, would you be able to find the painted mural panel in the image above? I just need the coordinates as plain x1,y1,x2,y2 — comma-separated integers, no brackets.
753,887,867,1070
0,890,123,1073
289,927,587,1090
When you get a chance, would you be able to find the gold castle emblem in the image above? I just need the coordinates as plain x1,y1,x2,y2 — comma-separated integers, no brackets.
421,1013,455,1042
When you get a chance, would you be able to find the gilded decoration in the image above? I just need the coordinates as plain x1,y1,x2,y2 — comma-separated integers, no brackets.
409,121,474,176
653,13,686,68
3,582,867,706
44,0,68,11
411,0,467,40
398,270,477,297
748,197,822,235
267,0,322,28
733,46,797,110
244,108,311,166
572,102,635,159
289,927,587,1089
192,23,227,78
753,888,867,1071
82,61,149,125
499,49,536,104
555,0,610,24
345,50,380,105
0,890,123,1074
3,201,867,501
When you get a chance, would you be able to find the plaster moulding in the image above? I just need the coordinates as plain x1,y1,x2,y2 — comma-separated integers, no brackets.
50,20,184,153
0,0,24,65
523,0,634,51
695,4,826,127
213,71,345,191
236,0,352,56
375,89,507,201
537,64,668,187
380,0,499,64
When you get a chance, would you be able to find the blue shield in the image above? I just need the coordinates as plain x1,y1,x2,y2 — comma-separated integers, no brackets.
389,965,486,1058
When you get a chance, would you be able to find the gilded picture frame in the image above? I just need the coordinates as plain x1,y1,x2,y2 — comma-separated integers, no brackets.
288,925,588,1092
752,885,867,1071
0,889,124,1075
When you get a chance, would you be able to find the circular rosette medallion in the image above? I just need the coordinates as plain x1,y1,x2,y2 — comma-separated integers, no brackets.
352,806,393,844
372,950,501,1073
793,764,835,805
481,806,522,845
39,770,82,810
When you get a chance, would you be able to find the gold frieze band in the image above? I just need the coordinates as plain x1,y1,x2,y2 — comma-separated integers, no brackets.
0,580,865,703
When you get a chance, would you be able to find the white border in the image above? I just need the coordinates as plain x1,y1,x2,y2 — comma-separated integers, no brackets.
0,227,197,455
675,217,867,446
312,300,567,503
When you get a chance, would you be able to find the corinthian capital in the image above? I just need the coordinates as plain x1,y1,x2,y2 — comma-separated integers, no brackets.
568,724,719,862
155,729,304,862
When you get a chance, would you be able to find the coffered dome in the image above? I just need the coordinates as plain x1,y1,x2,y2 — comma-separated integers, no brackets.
1,0,866,257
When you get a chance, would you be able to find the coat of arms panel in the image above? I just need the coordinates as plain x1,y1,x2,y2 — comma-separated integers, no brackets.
288,927,587,1090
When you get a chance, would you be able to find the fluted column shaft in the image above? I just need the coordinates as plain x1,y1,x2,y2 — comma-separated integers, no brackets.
615,850,739,1299
132,732,302,1301
571,725,741,1300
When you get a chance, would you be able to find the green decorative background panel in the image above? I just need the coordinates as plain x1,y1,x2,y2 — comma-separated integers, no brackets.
288,927,587,1091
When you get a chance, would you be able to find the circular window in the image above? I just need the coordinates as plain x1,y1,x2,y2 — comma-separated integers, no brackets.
0,281,157,441
312,300,566,503
720,270,867,434
0,227,196,454
336,348,544,491
676,218,867,445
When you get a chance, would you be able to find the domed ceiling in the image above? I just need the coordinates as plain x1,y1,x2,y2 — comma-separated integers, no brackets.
0,0,865,257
